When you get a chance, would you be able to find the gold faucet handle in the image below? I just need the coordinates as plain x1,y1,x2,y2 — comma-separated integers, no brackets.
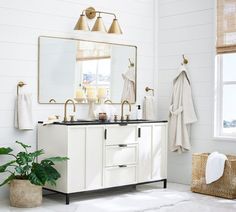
70,115,76,122
126,115,130,121
114,115,118,122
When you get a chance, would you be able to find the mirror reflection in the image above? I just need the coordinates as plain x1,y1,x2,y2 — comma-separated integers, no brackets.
38,37,137,104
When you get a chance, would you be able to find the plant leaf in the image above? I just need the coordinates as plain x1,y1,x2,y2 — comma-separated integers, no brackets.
0,147,13,155
28,172,43,186
42,156,69,163
15,166,24,174
29,149,44,160
16,152,29,165
43,165,61,186
41,160,54,166
0,174,15,186
0,160,16,173
29,163,47,186
16,141,31,149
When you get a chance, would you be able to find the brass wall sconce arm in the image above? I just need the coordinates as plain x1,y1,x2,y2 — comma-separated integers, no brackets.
83,7,117,19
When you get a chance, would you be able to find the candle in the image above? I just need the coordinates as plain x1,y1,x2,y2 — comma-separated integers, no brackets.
97,87,107,98
87,87,97,98
76,88,85,99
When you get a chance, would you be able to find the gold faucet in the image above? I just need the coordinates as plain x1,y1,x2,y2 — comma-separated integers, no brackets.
49,98,56,103
104,99,112,104
64,99,76,122
121,100,131,121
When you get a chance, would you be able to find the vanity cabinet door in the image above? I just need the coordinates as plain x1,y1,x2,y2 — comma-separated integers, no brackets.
68,127,86,193
138,125,152,183
86,126,104,190
152,124,167,180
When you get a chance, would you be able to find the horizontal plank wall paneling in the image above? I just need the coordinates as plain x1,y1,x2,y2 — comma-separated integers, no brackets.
157,0,236,184
0,0,156,198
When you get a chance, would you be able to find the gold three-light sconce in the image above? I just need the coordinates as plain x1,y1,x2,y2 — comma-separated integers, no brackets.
74,7,122,34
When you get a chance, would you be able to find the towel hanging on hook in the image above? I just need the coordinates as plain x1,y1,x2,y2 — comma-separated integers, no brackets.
15,81,33,130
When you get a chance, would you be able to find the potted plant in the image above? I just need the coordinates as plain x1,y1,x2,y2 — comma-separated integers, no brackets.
0,141,68,208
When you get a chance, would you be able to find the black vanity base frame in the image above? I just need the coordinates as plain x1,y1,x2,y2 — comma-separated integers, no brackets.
43,179,167,205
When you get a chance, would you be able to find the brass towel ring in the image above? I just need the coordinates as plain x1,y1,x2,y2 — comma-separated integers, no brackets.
145,87,154,96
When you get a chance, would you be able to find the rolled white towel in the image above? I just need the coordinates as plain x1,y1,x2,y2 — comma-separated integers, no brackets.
143,96,155,120
14,93,33,130
205,152,227,184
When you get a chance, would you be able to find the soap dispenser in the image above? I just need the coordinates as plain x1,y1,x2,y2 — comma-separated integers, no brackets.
136,105,142,120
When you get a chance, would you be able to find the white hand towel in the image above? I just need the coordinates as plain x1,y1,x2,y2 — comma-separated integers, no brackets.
14,94,33,130
205,152,227,184
42,119,59,126
143,96,155,120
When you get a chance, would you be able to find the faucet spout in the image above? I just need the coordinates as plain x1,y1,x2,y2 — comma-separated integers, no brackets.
64,99,76,122
121,100,131,121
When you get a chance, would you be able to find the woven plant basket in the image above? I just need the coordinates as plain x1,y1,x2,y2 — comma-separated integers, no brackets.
191,153,236,199
9,179,42,208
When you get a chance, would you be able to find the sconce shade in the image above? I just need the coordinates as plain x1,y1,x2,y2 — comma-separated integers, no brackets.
108,19,122,34
74,14,89,31
92,17,107,32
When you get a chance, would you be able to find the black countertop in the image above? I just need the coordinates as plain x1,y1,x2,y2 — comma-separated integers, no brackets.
38,119,168,126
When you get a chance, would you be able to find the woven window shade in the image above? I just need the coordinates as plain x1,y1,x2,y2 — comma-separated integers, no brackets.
217,0,236,54
76,41,111,61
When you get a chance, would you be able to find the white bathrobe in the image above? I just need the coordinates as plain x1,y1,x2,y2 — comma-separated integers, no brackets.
121,67,135,103
169,65,197,153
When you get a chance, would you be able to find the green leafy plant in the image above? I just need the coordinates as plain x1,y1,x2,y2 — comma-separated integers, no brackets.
0,141,68,187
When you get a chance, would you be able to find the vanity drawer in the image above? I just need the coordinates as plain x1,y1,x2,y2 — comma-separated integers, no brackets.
105,126,137,145
105,145,137,167
104,165,136,187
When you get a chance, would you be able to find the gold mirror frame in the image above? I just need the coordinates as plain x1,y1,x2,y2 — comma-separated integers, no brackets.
38,36,137,104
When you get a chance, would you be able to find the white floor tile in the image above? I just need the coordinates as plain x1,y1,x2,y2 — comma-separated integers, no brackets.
0,183,235,212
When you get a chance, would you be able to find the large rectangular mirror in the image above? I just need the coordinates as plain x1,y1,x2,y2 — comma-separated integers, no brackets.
38,36,137,104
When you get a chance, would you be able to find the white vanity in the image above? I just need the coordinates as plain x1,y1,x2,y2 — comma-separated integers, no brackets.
38,121,168,204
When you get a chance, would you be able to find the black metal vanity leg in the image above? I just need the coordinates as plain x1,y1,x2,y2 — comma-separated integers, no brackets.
163,179,167,189
66,194,70,205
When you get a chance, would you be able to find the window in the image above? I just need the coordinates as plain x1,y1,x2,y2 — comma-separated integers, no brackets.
215,53,236,137
75,58,111,95
81,58,111,88
215,0,236,138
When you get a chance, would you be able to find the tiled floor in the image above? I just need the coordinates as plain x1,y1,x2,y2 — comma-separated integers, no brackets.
0,183,236,211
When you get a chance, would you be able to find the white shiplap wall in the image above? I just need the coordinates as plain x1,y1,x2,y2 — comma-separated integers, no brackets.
157,0,236,184
0,0,156,198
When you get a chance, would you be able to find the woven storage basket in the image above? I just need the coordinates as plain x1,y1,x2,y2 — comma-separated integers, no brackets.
191,153,236,199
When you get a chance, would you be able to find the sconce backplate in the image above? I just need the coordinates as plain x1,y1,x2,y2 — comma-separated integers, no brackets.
85,7,96,19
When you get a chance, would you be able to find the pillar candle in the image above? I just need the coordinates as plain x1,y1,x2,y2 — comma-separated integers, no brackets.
76,88,85,99
97,87,107,98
